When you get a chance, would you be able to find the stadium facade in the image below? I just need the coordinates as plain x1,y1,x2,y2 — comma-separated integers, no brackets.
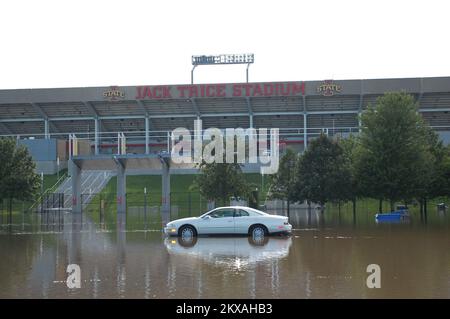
1,76,450,173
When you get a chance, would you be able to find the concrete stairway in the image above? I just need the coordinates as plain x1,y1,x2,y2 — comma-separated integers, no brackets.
55,170,114,209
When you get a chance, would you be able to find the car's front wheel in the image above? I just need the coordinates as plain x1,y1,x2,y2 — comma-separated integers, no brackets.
178,225,197,238
249,224,268,237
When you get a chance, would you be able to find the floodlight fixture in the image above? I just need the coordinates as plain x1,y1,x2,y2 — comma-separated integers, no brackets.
190,53,255,84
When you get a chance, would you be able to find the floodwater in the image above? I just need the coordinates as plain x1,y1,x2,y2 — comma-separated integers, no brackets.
0,208,449,298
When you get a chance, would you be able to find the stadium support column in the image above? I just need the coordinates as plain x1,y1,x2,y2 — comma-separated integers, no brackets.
303,112,308,150
145,116,150,154
116,159,126,214
44,119,50,139
161,160,170,214
70,160,82,213
94,118,100,155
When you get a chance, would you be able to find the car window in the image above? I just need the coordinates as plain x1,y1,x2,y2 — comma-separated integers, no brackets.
209,209,235,218
235,209,250,217
246,207,268,216
247,211,261,216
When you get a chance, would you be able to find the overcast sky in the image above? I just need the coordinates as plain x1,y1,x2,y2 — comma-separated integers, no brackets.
1,0,449,89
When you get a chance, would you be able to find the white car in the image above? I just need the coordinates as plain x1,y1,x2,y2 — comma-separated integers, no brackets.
163,206,292,237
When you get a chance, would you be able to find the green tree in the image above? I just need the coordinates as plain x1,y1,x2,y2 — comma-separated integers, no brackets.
293,133,350,210
339,134,362,215
0,138,41,212
355,92,432,210
269,148,298,201
193,161,250,206
416,130,450,212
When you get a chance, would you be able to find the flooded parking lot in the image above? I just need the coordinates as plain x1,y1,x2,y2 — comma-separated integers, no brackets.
0,209,449,298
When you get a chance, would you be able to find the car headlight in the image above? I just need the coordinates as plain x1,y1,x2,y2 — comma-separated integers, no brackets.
165,223,177,233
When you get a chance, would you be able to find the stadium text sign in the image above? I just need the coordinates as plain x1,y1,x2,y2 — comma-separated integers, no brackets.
317,80,342,96
135,82,305,99
103,86,126,101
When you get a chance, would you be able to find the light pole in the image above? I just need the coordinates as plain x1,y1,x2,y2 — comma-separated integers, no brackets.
191,65,197,84
246,63,251,83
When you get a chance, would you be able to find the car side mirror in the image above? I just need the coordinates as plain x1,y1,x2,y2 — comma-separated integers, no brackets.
203,215,212,220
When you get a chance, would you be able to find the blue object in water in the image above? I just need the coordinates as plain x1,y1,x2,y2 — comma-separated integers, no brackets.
375,209,409,222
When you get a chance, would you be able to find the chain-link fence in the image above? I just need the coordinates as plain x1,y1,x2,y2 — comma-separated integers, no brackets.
80,191,264,229
82,191,212,224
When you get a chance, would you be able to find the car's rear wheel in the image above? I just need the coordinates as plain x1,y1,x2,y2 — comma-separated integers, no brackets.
249,224,268,237
178,225,197,238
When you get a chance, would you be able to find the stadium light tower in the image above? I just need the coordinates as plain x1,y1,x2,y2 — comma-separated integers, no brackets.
191,53,255,84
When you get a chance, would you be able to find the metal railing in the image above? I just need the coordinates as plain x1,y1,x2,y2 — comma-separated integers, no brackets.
1,123,450,140
28,172,68,212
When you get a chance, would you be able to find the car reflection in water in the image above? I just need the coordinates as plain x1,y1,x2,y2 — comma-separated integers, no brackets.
164,234,292,270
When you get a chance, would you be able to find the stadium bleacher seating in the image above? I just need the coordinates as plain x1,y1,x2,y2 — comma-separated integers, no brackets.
1,77,449,145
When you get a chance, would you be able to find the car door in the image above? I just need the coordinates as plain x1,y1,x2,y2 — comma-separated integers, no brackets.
203,208,235,234
234,209,252,234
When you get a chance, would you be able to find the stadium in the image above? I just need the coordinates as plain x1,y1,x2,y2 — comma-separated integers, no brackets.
1,76,450,213
1,76,449,165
